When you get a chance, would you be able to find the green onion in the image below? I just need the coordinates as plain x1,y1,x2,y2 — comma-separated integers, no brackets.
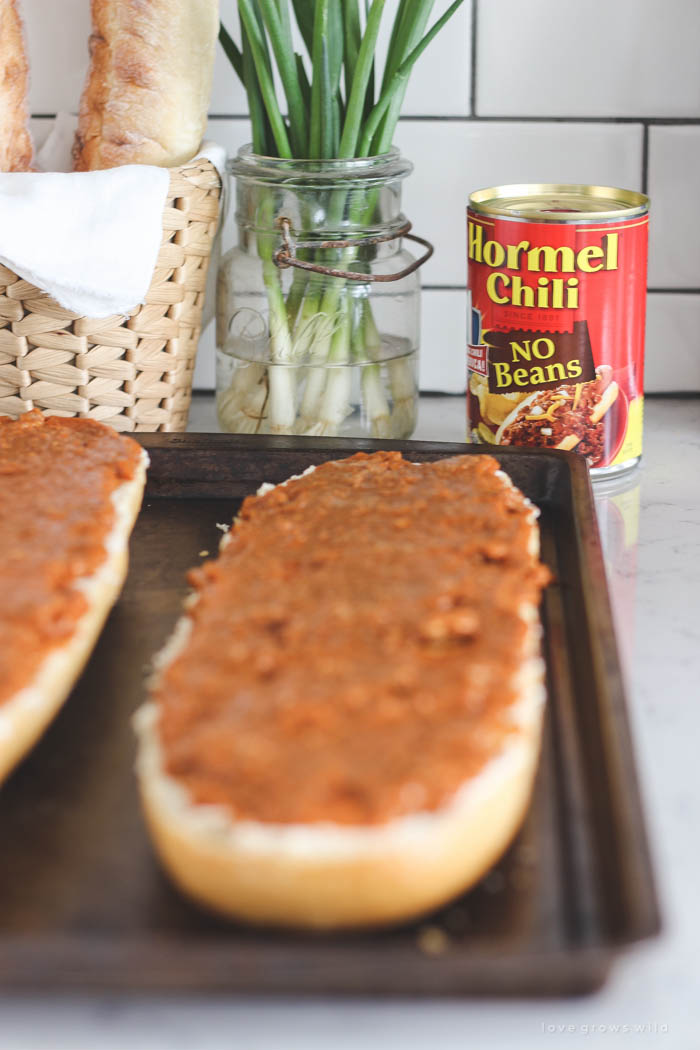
341,0,361,100
219,1,466,435
222,1,466,160
238,16,271,155
237,0,293,157
291,0,315,56
295,53,312,111
309,0,330,158
361,0,466,156
337,0,385,158
255,0,309,154
218,23,244,81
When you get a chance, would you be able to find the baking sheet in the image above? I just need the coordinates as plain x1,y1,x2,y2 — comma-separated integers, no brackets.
0,436,659,995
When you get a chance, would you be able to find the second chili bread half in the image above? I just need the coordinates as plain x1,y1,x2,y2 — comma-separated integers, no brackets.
0,411,147,783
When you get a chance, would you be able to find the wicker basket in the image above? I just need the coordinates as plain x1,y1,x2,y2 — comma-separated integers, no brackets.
0,158,221,432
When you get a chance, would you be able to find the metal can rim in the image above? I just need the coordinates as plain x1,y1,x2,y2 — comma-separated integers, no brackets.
469,183,649,223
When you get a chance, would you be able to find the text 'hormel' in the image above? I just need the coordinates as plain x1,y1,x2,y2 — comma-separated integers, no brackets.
468,222,619,309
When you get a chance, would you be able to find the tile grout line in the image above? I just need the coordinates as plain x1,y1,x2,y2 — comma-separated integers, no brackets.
647,288,700,295
469,0,478,117
393,115,700,126
32,113,700,126
206,115,700,126
642,123,649,195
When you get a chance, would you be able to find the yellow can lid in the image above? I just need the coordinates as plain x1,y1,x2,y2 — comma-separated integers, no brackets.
469,184,649,223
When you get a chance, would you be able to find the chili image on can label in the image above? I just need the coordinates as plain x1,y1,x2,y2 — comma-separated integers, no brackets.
467,184,649,477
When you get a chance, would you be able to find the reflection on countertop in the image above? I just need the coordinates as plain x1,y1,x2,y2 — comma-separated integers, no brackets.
594,469,641,680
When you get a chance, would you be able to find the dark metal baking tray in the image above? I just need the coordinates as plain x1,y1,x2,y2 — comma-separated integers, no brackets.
0,435,659,996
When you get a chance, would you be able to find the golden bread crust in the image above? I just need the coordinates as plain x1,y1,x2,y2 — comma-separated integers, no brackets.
73,0,218,170
0,0,33,171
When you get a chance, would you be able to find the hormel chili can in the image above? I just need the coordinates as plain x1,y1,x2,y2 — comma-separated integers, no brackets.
467,185,649,477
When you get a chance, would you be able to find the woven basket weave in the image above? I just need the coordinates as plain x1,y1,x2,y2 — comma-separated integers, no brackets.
0,158,221,432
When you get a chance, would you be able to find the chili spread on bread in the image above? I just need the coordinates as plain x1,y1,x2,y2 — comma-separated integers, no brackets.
136,452,550,929
0,411,146,781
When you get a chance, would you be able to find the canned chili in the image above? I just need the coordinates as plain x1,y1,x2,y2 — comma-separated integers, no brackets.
467,184,649,477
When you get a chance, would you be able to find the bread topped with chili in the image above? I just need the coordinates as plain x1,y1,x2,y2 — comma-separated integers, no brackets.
135,452,550,929
0,411,147,782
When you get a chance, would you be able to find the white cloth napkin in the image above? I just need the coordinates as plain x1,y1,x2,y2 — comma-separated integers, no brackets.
0,113,226,318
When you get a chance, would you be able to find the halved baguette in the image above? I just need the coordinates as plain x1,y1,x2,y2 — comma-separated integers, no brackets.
0,0,33,171
135,454,548,930
0,415,147,782
72,0,219,170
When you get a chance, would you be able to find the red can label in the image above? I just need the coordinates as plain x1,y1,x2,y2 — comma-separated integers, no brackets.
467,208,649,471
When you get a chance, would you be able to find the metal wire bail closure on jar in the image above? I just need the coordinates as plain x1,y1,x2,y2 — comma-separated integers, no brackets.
273,216,434,283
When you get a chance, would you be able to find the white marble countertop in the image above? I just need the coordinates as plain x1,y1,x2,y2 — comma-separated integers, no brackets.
2,395,699,1049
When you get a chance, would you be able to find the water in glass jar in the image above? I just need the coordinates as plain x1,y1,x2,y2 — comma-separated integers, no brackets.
216,333,418,439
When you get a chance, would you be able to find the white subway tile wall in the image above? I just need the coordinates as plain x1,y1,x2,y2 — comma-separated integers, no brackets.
23,0,90,114
18,0,700,394
419,291,467,394
476,0,700,119
647,126,700,288
645,295,700,392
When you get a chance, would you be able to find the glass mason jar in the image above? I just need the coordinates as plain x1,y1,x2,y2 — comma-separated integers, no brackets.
216,147,430,438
